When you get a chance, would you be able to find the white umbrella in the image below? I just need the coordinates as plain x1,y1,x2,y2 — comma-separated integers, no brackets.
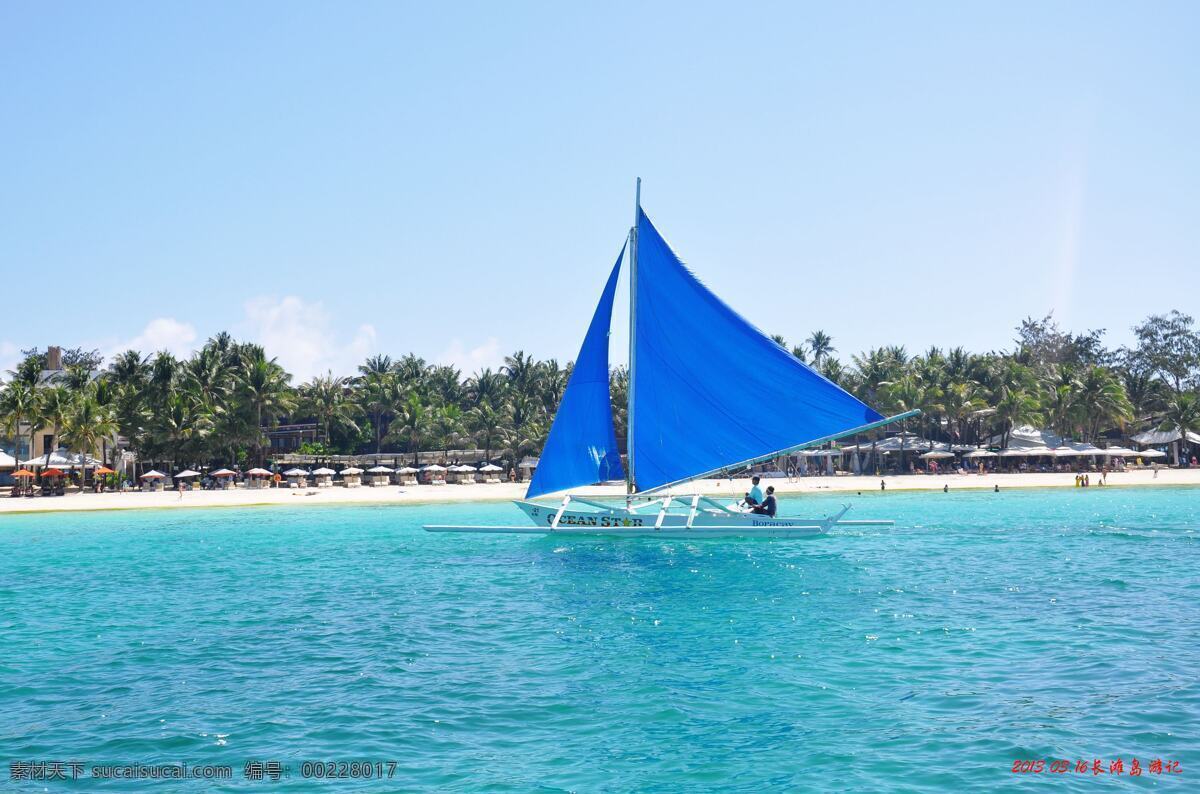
20,449,102,469
311,467,336,476
1052,443,1104,457
479,464,503,472
367,465,394,474
456,464,478,472
175,469,201,478
397,466,419,474
141,470,167,479
245,467,272,477
1140,449,1167,459
211,468,236,477
1000,446,1055,457
422,464,447,472
340,466,364,475
962,449,997,459
282,468,309,477
1098,446,1138,457
919,450,955,459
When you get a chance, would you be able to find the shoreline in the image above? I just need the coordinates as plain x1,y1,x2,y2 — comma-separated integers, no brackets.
1,468,1197,516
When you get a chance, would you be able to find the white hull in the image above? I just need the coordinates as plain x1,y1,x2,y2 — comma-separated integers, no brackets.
425,496,892,539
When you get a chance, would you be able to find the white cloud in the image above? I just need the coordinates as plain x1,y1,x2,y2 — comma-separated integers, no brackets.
98,317,199,363
241,295,377,382
436,336,504,375
118,318,198,358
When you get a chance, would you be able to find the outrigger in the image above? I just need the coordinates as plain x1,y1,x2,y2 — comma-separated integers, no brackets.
424,180,915,539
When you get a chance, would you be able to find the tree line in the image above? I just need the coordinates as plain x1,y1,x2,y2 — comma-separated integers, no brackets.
2,311,1200,474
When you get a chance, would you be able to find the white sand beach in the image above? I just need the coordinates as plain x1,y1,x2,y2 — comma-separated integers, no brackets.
1,467,1197,515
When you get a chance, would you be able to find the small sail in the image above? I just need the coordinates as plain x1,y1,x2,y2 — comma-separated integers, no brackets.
631,210,882,492
526,246,626,498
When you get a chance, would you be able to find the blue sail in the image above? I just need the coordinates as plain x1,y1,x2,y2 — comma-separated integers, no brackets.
631,209,883,492
526,246,626,498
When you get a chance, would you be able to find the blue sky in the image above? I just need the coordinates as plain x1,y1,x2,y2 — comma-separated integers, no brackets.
2,2,1197,380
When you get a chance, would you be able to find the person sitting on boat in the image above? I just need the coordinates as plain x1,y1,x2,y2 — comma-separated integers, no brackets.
751,486,777,517
744,475,764,507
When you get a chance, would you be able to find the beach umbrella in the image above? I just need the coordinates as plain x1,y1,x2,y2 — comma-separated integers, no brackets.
479,464,503,472
397,466,419,474
12,469,35,478
919,450,955,459
174,469,200,478
962,449,997,459
19,449,102,469
340,466,364,475
1140,449,1167,459
245,467,272,477
421,464,447,472
456,464,477,472
1098,446,1138,457
311,467,336,476
1000,446,1054,457
211,468,236,477
1052,444,1103,457
42,468,65,477
367,465,394,473
141,470,167,479
282,468,309,477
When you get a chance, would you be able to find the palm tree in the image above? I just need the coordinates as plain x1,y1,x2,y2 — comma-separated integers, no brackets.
502,351,539,400
464,368,506,408
433,403,466,457
153,391,214,467
59,390,118,486
1158,392,1200,465
387,392,432,465
236,353,296,465
468,401,509,462
502,393,544,471
426,365,464,407
1075,366,1133,441
807,330,835,366
357,368,395,453
37,385,73,464
300,373,361,446
393,354,428,391
993,387,1042,449
940,381,986,445
0,381,40,464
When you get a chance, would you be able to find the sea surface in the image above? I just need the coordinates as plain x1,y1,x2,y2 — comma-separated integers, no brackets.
1,487,1198,791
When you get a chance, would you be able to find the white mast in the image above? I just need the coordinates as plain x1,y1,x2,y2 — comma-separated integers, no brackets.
626,177,641,496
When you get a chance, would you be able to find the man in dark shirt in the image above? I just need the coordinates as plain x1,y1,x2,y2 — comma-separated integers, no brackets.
751,486,777,517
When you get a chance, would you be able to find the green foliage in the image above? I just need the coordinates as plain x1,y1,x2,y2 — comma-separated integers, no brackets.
4,310,1200,470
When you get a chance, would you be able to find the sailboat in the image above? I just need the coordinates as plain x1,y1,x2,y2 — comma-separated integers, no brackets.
425,181,915,539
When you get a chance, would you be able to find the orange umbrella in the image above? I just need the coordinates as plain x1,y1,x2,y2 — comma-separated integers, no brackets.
13,469,35,478
94,466,115,475
42,468,65,477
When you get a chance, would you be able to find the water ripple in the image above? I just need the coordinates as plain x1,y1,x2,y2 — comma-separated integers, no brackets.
1,487,1198,790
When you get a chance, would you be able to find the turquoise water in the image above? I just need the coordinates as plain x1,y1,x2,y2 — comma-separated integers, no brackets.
1,487,1198,791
